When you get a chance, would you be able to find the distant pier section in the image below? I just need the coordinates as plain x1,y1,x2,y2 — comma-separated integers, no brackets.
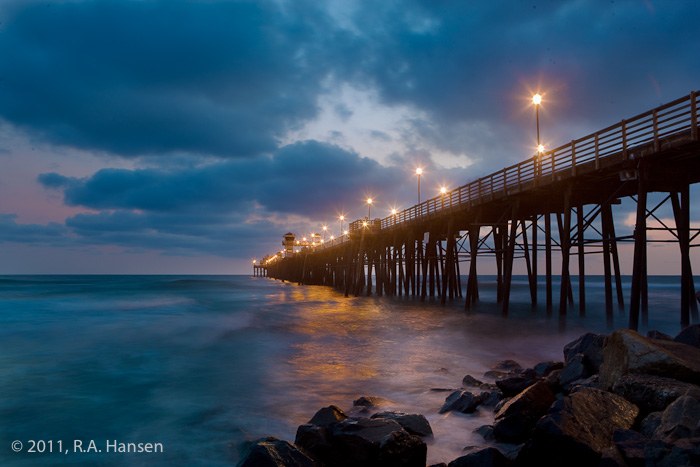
255,91,700,330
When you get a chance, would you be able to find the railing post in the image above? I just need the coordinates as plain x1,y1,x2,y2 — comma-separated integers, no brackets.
594,133,600,170
692,91,698,141
502,168,507,193
571,140,577,177
622,119,628,159
550,149,556,182
517,164,522,191
653,110,659,152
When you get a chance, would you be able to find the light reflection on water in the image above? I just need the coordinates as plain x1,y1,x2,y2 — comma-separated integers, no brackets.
0,275,694,466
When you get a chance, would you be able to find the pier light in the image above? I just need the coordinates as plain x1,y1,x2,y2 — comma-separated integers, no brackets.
440,186,447,195
330,235,334,241
367,198,373,219
532,93,542,158
532,93,542,105
416,168,423,204
538,144,545,153
322,225,327,242
252,259,256,264
363,221,368,227
344,229,349,235
391,208,397,215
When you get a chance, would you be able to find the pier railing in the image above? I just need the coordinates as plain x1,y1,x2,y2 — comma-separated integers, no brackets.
314,91,698,251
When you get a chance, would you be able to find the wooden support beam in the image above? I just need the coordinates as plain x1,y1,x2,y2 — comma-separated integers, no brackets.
629,168,647,331
502,205,519,315
602,203,614,328
441,217,455,306
559,190,572,327
577,204,586,316
545,212,553,317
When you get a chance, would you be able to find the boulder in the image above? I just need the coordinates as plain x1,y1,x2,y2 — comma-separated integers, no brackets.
462,374,486,388
652,395,700,442
599,446,627,467
563,332,605,373
440,390,483,414
567,374,599,391
371,411,433,438
308,405,347,426
353,396,392,408
492,360,521,372
447,446,510,467
612,429,647,466
473,425,495,441
558,353,591,391
492,380,556,443
534,360,564,377
611,373,700,414
654,437,700,466
479,389,502,407
599,329,700,390
514,387,639,467
237,437,317,467
674,324,700,349
647,330,673,341
495,368,539,397
543,368,562,394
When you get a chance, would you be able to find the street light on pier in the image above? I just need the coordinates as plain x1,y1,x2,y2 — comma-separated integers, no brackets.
391,208,397,226
322,225,327,242
440,186,447,210
367,198,373,219
416,168,423,204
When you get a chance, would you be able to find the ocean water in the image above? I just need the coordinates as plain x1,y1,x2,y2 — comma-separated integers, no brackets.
0,274,695,466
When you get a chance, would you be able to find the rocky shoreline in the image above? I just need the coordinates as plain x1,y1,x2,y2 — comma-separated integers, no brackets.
236,325,700,466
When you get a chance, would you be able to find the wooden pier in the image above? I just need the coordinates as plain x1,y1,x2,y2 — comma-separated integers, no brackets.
262,91,700,330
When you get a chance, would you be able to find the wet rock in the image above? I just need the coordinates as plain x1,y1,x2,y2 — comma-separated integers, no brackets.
647,330,673,341
440,390,483,414
599,446,627,467
567,374,599,392
611,373,700,414
353,396,392,409
495,368,539,397
543,368,562,394
613,429,647,466
483,370,508,379
237,437,317,467
462,374,486,388
493,380,556,444
493,397,511,413
656,437,700,466
447,446,510,467
599,329,700,390
563,332,605,373
640,411,663,437
534,360,564,377
652,395,700,442
479,389,502,407
492,360,521,372
674,324,700,349
308,405,347,426
558,353,591,391
473,424,495,441
514,387,639,467
377,428,427,467
371,411,433,438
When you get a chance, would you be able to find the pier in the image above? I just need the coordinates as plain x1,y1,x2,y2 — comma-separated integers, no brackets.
259,91,700,330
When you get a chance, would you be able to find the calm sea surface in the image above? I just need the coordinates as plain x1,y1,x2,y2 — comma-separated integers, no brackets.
0,274,695,465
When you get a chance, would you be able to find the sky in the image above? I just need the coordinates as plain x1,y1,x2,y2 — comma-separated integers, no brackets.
0,0,698,274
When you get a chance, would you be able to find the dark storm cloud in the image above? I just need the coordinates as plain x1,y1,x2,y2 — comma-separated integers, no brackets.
0,0,337,157
0,214,68,244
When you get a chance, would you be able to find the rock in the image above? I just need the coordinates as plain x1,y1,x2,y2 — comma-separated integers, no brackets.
495,368,539,397
567,374,599,391
473,425,495,441
599,329,700,390
479,389,502,407
514,387,639,467
534,360,564,377
611,373,700,414
301,417,426,467
652,395,700,442
462,374,486,388
492,360,521,372
640,411,663,437
563,332,606,373
237,437,317,467
599,446,627,467
647,330,673,341
558,353,591,391
308,405,347,426
353,396,391,408
656,437,700,466
613,429,647,466
371,411,433,438
493,380,556,443
440,390,483,414
493,397,511,413
483,370,508,379
543,368,562,394
447,446,510,467
428,464,448,467
674,324,700,349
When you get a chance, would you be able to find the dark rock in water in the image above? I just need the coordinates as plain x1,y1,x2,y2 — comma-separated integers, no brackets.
308,405,347,426
237,437,317,467
613,429,647,466
462,374,486,388
295,424,333,463
495,368,539,397
599,329,700,390
559,353,591,391
611,373,700,414
640,411,663,437
544,368,562,394
514,387,639,467
657,437,700,466
492,360,521,372
440,390,483,414
652,395,700,442
599,446,627,467
371,411,433,438
563,332,606,373
534,360,564,377
647,330,673,341
473,424,495,441
567,375,599,392
431,388,457,392
674,324,700,349
300,417,426,467
483,370,508,379
447,446,510,467
353,396,392,408
493,397,511,413
479,389,502,407
493,380,556,444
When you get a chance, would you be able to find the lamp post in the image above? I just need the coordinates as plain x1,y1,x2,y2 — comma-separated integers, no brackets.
322,225,327,242
391,208,397,226
367,198,373,219
440,186,447,210
339,215,345,237
416,168,423,204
